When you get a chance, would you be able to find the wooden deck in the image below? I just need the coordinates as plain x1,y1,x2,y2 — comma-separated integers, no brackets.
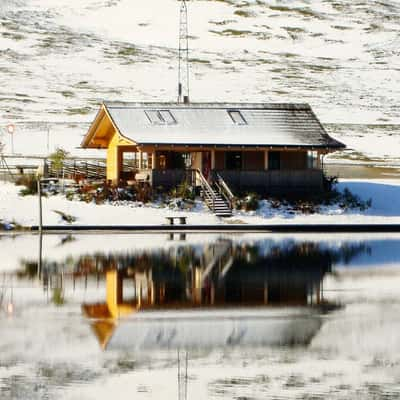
149,168,324,194
218,169,324,194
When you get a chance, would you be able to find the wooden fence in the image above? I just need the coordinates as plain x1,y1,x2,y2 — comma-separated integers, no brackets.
218,169,324,194
150,168,324,194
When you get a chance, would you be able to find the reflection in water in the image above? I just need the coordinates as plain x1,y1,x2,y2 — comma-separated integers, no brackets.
177,349,188,400
29,238,364,351
2,233,400,399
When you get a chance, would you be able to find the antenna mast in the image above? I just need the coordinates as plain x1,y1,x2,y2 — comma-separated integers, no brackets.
178,0,190,104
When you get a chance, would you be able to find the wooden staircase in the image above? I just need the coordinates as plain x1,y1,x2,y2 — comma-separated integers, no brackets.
196,170,234,217
203,186,232,217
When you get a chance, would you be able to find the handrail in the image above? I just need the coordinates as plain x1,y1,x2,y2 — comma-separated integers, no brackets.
213,172,235,209
216,172,234,199
195,169,217,212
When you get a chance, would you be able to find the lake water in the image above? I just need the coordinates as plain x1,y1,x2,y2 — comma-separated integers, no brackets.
1,233,400,399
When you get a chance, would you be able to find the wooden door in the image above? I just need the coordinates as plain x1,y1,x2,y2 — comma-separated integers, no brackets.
202,151,211,179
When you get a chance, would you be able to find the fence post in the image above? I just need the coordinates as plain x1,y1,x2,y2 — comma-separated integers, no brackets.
37,179,42,234
37,177,43,280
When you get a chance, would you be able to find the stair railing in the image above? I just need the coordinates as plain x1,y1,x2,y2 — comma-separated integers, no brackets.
212,171,235,210
195,169,217,212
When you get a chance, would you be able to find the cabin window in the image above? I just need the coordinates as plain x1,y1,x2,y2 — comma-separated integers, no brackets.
145,110,176,125
307,151,318,169
159,155,167,169
268,151,281,170
228,110,247,125
123,152,137,169
182,153,192,169
159,110,176,124
226,151,242,170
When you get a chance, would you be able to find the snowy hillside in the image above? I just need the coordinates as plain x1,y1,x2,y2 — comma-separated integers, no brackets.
0,0,399,162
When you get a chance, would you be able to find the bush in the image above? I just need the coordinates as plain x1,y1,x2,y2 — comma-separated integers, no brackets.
72,181,141,204
52,288,65,306
16,174,38,196
136,183,152,203
244,193,260,211
262,186,372,214
339,188,372,211
49,147,69,177
234,192,260,211
323,174,338,192
171,180,195,201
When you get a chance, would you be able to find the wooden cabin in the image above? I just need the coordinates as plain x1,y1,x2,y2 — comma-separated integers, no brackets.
82,102,344,212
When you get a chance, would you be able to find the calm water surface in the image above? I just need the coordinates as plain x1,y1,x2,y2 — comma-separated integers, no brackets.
1,233,400,399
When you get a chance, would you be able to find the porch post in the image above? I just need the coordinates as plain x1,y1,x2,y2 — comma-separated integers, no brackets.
117,147,123,182
211,150,215,170
106,143,121,183
316,151,321,169
264,150,269,170
138,150,143,170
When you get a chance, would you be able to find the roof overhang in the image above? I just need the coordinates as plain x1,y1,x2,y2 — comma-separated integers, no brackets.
137,143,344,151
81,102,346,151
81,103,137,149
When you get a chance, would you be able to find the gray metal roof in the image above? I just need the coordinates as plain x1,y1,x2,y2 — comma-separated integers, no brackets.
104,102,345,149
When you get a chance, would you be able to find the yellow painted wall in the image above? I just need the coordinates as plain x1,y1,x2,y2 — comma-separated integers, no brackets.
106,270,121,318
106,270,135,319
106,132,121,182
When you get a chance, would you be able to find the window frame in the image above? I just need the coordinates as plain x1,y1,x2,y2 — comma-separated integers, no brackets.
227,110,247,125
268,151,281,170
144,110,176,125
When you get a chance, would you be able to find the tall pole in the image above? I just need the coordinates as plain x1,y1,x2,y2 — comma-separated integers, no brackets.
47,125,50,153
37,179,43,234
7,124,15,155
178,0,189,104
38,225,43,279
37,178,43,278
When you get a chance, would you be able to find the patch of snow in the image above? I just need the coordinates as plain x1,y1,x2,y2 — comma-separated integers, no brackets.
1,179,400,227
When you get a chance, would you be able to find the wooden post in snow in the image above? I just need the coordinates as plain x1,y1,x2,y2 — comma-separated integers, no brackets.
37,179,43,234
37,178,43,279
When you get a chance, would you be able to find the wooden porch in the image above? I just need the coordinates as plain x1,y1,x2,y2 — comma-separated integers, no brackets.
217,169,324,194
113,147,324,193
135,168,324,195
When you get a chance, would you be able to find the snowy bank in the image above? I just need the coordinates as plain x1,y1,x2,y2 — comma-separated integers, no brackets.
1,179,400,227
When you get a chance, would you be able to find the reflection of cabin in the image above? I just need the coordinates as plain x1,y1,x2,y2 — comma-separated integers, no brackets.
82,240,330,319
82,240,331,350
81,102,345,214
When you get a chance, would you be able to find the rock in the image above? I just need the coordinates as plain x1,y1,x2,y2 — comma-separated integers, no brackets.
52,210,76,223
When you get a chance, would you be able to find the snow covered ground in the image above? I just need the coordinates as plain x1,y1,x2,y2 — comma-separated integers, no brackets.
1,178,400,227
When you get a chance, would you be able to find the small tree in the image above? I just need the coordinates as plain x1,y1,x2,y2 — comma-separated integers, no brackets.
49,147,69,177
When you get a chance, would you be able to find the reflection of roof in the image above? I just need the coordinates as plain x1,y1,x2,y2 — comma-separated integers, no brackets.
85,102,345,149
106,308,323,351
91,320,116,350
82,305,116,350
82,303,111,319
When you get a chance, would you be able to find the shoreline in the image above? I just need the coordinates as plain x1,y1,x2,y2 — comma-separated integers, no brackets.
3,223,399,233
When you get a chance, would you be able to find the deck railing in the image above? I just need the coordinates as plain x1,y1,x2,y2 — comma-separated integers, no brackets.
212,171,235,209
150,168,323,194
195,169,217,213
217,169,324,194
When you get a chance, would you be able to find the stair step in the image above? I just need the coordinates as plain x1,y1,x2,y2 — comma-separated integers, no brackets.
201,182,233,217
215,213,232,217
